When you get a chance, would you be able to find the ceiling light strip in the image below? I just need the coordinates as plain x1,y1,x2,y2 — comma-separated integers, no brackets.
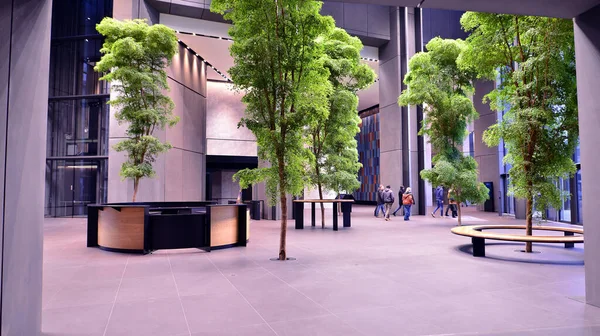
177,39,232,82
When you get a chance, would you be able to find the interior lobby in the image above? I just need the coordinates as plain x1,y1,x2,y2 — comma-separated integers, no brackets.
2,0,600,335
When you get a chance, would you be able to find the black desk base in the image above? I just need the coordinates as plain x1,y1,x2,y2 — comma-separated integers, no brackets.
294,202,351,231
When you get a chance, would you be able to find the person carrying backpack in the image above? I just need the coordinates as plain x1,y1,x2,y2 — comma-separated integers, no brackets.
402,187,415,221
392,185,405,216
382,185,395,221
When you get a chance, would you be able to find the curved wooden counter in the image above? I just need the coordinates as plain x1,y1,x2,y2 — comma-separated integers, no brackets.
87,202,248,253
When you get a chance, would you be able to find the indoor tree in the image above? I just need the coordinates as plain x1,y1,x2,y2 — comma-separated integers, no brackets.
95,18,179,202
459,13,578,251
399,37,489,225
306,28,375,227
211,0,334,260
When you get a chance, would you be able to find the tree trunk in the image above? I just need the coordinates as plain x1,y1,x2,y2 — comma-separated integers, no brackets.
318,182,325,228
278,159,287,261
525,195,533,253
132,178,139,202
457,201,462,226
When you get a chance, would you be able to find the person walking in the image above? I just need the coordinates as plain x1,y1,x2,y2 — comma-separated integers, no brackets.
392,185,405,216
402,187,415,221
431,185,444,218
374,184,385,218
445,188,457,218
382,185,395,221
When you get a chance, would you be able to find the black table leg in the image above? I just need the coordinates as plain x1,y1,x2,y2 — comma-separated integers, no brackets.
343,210,351,227
472,237,485,257
564,231,575,248
295,202,304,229
333,202,338,231
311,202,316,227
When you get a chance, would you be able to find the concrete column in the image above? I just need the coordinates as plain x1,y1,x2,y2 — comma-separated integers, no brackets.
379,7,406,204
379,7,424,214
574,4,600,308
0,0,52,334
473,80,500,213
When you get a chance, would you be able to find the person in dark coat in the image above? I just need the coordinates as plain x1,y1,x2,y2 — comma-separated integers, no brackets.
392,185,405,216
374,184,385,217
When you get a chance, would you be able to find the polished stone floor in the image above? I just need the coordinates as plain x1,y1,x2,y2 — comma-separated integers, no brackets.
43,205,599,336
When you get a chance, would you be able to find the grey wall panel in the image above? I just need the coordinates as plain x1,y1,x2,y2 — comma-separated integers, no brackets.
367,5,390,38
1,0,52,335
321,2,344,25
575,4,600,308
344,3,369,33
473,80,500,213
182,86,206,154
378,57,401,109
168,44,206,98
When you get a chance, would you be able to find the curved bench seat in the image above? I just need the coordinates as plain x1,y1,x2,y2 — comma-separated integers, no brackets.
450,225,583,257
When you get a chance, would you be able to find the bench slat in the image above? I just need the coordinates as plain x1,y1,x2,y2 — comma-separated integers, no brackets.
451,225,583,243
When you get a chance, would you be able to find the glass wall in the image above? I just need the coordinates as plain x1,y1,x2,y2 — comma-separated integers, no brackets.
45,0,113,217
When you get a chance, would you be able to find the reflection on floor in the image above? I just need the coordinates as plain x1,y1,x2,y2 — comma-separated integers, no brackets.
43,205,599,336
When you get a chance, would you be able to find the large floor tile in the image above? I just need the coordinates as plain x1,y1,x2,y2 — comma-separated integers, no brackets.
240,287,330,323
269,315,364,336
116,275,179,303
104,297,189,336
181,291,264,333
174,272,237,297
337,306,446,336
45,279,120,310
190,323,276,336
42,303,112,336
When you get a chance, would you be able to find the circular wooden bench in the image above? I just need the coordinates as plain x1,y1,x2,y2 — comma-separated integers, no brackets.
450,225,584,257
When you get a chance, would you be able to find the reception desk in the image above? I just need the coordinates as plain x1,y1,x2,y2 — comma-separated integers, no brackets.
87,202,249,254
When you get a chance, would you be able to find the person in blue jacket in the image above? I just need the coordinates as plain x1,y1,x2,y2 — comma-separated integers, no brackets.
431,185,444,218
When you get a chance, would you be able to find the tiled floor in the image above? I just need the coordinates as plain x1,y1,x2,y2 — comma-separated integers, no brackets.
42,205,599,336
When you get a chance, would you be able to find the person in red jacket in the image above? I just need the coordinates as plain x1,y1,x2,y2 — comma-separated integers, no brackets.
402,187,415,221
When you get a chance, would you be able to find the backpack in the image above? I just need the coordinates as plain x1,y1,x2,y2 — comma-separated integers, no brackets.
402,194,413,205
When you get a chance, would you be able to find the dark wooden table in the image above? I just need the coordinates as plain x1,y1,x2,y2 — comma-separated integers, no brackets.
293,199,354,231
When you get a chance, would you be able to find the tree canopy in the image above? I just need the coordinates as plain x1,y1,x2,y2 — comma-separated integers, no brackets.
306,28,375,226
399,37,488,225
95,18,179,201
211,0,335,260
459,13,578,250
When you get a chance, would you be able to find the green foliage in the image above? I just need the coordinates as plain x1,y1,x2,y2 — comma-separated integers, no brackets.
460,13,578,218
212,0,334,204
421,156,489,206
399,37,478,158
212,0,335,259
399,37,489,215
95,18,179,201
305,28,376,198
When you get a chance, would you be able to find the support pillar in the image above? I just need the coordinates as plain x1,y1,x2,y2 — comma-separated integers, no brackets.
574,4,600,308
379,7,425,213
0,0,52,334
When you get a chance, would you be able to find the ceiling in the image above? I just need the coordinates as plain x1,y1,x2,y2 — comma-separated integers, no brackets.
324,0,600,18
178,33,379,111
